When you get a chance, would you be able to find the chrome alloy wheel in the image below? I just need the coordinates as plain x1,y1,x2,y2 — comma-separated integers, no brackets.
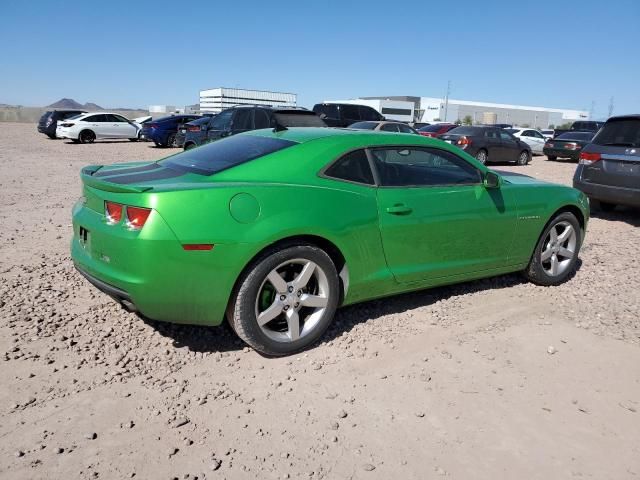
255,259,330,342
541,220,577,276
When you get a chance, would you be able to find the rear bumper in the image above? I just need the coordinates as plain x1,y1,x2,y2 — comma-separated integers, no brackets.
543,148,580,160
573,170,640,207
70,197,241,326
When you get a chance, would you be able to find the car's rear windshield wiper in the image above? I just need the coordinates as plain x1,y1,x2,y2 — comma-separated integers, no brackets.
602,142,639,147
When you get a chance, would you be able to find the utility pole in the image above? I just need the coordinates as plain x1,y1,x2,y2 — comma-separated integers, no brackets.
608,97,614,118
443,80,451,123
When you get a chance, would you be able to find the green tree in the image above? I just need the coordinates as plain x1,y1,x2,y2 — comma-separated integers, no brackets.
455,118,462,126
521,123,530,128
548,124,555,129
433,117,441,122
462,115,473,126
557,122,572,130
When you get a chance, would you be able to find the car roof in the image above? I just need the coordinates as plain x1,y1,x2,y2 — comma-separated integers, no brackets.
606,114,640,121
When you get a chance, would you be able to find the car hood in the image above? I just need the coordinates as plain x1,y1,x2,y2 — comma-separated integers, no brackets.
492,170,554,186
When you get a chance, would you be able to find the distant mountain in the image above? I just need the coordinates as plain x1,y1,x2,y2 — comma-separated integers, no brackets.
46,98,105,110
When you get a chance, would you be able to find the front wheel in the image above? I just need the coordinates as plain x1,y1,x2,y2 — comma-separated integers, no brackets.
517,150,530,165
524,212,581,286
546,155,557,161
46,133,57,139
228,245,340,356
164,133,176,148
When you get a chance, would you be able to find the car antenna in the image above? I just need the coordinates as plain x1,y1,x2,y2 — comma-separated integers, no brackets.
273,121,288,132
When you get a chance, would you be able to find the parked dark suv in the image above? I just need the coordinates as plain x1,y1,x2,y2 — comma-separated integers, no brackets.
439,126,531,165
182,106,326,150
38,109,86,139
573,115,640,211
312,103,384,127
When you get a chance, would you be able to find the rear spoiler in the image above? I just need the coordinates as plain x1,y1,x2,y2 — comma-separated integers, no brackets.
81,165,153,193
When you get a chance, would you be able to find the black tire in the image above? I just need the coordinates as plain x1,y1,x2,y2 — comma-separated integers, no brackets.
46,133,57,139
475,149,488,164
228,244,340,356
599,201,616,212
129,138,139,142
184,142,196,151
547,155,557,161
517,150,530,165
524,212,582,286
79,130,96,144
164,133,176,148
154,142,162,147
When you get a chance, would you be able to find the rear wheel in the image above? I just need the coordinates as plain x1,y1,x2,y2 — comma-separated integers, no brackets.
228,244,340,356
524,212,581,286
164,133,176,148
547,155,557,161
184,142,196,151
517,150,530,165
599,201,616,212
46,133,57,139
79,130,95,144
475,149,488,164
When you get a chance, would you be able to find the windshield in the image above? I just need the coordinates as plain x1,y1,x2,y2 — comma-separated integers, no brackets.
187,117,211,126
592,119,640,147
505,129,519,134
556,132,594,141
349,121,377,130
159,134,298,175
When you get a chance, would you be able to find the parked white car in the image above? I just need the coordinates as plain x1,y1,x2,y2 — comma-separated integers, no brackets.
56,112,141,143
505,128,547,154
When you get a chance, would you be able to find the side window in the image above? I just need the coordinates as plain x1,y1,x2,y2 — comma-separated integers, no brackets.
253,109,270,129
83,115,97,122
499,131,516,142
484,129,499,139
209,110,233,130
105,114,123,122
341,105,360,121
371,147,481,187
324,149,374,185
532,131,544,139
232,109,252,131
398,124,414,134
380,123,399,132
360,106,381,121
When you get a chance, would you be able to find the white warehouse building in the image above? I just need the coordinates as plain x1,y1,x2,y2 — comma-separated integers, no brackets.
199,87,297,114
335,95,591,128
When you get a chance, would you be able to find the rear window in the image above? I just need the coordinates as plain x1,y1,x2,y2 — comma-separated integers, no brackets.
505,128,519,134
419,124,449,133
592,119,640,147
273,112,326,127
556,132,594,141
349,121,377,130
159,134,297,175
188,117,212,126
447,127,479,135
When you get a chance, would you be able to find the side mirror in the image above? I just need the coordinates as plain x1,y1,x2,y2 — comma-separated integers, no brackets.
484,171,501,189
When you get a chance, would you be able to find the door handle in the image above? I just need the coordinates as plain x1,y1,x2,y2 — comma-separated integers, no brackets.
386,204,413,215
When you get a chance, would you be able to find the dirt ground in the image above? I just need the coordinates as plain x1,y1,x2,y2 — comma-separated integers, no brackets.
1,122,639,480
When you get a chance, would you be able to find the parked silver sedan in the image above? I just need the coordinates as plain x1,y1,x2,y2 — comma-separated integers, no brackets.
505,128,547,155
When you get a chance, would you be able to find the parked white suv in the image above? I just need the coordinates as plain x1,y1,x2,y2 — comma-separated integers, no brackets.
505,128,547,154
56,112,141,143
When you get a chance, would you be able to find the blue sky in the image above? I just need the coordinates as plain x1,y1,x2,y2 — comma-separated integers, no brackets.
1,0,638,119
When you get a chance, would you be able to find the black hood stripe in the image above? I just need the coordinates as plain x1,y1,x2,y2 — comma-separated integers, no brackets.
106,167,185,184
93,163,162,178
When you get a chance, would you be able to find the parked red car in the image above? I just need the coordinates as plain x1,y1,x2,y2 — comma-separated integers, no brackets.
417,123,457,138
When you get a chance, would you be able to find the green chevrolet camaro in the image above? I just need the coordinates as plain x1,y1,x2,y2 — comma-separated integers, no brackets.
72,127,589,355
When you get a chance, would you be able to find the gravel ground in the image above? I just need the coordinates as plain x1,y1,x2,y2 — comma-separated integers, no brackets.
1,123,639,479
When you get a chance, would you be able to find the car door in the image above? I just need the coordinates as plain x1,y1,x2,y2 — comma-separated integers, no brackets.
110,114,137,138
483,129,503,160
499,130,520,161
206,109,234,142
372,146,517,283
84,114,107,138
528,130,545,154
